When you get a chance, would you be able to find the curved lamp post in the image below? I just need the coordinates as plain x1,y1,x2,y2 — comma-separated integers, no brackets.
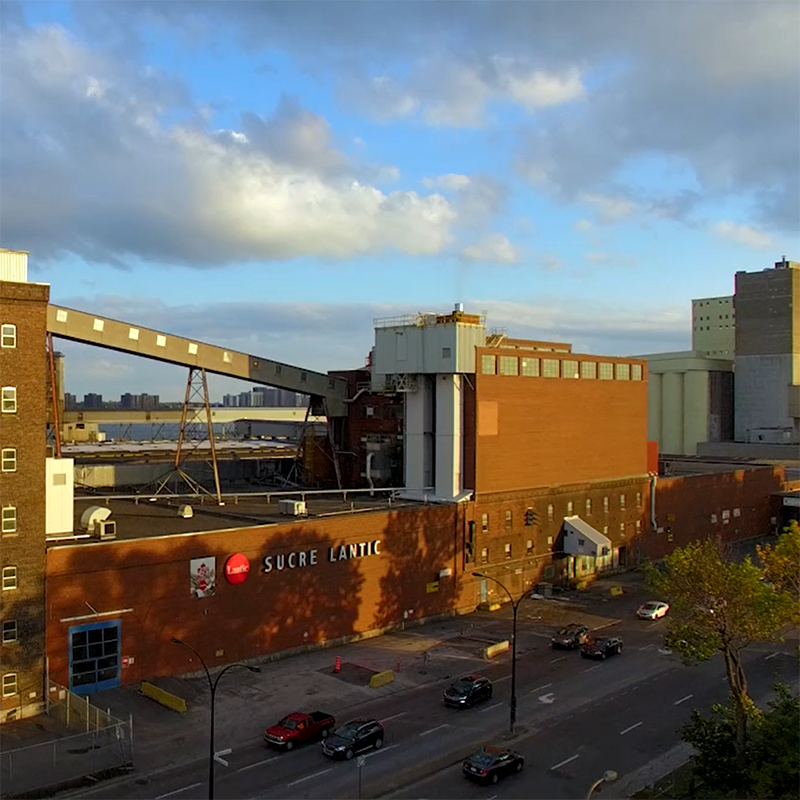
171,637,261,800
472,571,526,735
586,770,618,799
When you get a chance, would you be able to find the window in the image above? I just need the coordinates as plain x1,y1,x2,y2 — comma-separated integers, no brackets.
1,324,16,348
636,491,642,509
619,494,626,510
526,539,534,555
521,357,540,377
442,347,451,359
615,363,631,380
620,522,626,535
1,387,16,413
542,358,560,378
505,510,512,529
635,520,642,533
547,504,554,522
631,364,643,381
603,496,609,513
562,359,579,378
566,501,574,516
481,513,489,533
504,543,512,560
1,507,16,534
2,673,18,697
499,356,519,376
578,538,585,547
599,362,614,380
544,565,555,579
603,525,609,536
580,361,597,379
2,620,17,643
481,355,496,375
585,498,592,515
2,567,17,590
547,535,554,546
480,547,488,563
1,449,17,472
53,473,66,486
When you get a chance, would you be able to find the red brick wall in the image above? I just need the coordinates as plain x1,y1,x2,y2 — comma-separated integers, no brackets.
474,365,648,493
639,466,788,560
45,505,466,687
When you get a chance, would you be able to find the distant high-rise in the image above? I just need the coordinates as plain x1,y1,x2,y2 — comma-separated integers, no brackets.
83,393,103,408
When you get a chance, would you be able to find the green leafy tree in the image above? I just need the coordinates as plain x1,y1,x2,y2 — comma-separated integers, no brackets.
757,521,800,601
645,540,797,764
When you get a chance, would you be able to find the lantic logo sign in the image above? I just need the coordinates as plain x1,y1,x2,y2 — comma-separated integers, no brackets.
262,540,382,574
224,553,251,585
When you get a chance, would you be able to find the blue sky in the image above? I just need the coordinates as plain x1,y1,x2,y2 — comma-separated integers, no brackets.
1,1,798,400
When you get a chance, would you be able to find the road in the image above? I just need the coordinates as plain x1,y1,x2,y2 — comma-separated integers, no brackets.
67,613,798,800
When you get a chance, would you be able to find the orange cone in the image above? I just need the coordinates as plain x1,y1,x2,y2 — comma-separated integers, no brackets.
334,656,341,673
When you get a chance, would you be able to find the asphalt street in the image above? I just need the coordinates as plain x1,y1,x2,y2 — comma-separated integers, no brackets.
65,607,799,800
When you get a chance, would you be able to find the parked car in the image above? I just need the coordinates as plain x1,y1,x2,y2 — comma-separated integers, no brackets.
637,601,670,620
551,623,590,649
443,675,493,708
264,711,335,750
321,718,384,760
463,746,525,784
581,636,624,660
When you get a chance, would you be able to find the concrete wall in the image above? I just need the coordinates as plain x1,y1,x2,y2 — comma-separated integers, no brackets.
692,296,735,356
735,354,798,442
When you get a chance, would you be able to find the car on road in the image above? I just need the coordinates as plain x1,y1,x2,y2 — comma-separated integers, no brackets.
264,710,335,750
463,746,525,784
443,675,493,708
637,601,670,620
581,636,624,660
321,718,384,760
551,623,590,649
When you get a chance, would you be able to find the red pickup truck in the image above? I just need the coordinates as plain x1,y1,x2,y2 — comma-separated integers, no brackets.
264,711,336,751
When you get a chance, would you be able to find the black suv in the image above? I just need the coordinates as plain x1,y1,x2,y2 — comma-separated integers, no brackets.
581,636,623,660
443,675,493,708
321,718,384,760
551,623,590,650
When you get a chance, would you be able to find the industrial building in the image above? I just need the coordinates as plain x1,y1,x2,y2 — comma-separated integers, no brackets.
1,247,797,723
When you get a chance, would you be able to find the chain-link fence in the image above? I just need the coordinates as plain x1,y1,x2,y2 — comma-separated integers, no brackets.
0,681,133,797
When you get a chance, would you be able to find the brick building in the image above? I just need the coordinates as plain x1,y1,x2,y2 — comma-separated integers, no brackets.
0,252,49,721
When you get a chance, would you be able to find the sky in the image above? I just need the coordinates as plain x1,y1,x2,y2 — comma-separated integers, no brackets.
1,0,798,401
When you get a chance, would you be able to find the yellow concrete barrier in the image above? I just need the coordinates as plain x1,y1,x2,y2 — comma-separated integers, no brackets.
369,670,395,689
610,585,624,597
483,640,510,659
477,602,502,612
140,680,187,713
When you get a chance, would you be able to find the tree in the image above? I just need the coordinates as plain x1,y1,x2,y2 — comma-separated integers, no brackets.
645,540,797,765
757,521,800,601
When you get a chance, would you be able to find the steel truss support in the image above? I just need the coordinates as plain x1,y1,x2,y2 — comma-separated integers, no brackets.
46,332,62,457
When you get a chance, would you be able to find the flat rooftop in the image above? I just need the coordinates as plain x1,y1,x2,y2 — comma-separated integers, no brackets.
55,490,424,544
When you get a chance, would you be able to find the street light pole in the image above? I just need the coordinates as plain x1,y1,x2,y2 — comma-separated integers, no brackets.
472,571,524,735
171,638,261,800
586,770,619,799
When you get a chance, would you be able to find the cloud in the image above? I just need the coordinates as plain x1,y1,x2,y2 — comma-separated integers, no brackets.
573,219,593,232
422,173,472,191
460,234,521,264
711,220,773,249
0,24,457,265
584,252,640,267
578,193,638,223
491,61,586,110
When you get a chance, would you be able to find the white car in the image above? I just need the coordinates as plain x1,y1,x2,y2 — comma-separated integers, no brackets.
637,601,670,620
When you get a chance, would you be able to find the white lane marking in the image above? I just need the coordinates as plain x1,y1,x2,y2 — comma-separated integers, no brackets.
364,744,398,759
639,644,654,651
382,712,407,722
238,756,278,772
478,702,504,713
495,675,512,682
620,721,643,735
550,754,579,771
288,768,332,786
550,656,567,664
420,723,450,736
582,664,602,673
674,694,693,706
765,652,780,660
156,784,203,799
530,682,553,694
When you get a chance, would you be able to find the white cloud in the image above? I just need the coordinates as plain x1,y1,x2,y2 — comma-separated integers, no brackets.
578,193,639,223
573,219,593,232
712,221,773,249
460,234,521,264
493,61,586,110
422,173,472,191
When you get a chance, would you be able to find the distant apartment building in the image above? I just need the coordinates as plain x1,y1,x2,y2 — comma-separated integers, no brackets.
692,295,735,357
82,393,103,409
119,393,159,410
222,394,239,407
224,388,308,408
63,393,77,410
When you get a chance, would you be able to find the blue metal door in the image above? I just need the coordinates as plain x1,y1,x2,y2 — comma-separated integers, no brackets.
68,620,121,695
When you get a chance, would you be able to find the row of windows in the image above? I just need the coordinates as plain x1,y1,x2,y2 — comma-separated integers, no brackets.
1,324,16,348
482,354,643,381
481,493,642,531
1,448,17,472
2,673,17,696
2,387,17,413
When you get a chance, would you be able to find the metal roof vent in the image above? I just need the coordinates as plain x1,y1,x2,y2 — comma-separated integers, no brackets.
80,505,112,533
178,505,194,519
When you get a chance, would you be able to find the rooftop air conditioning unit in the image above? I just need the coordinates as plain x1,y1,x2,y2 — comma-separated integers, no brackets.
97,519,117,541
80,505,112,533
278,499,307,517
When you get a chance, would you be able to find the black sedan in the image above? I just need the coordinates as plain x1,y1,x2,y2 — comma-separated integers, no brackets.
321,718,384,760
463,746,525,784
581,636,623,660
551,623,590,649
443,675,493,708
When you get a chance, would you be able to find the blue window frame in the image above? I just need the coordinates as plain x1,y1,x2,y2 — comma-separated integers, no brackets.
68,620,121,695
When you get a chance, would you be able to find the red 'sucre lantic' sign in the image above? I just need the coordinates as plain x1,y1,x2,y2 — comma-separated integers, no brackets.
224,553,250,585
